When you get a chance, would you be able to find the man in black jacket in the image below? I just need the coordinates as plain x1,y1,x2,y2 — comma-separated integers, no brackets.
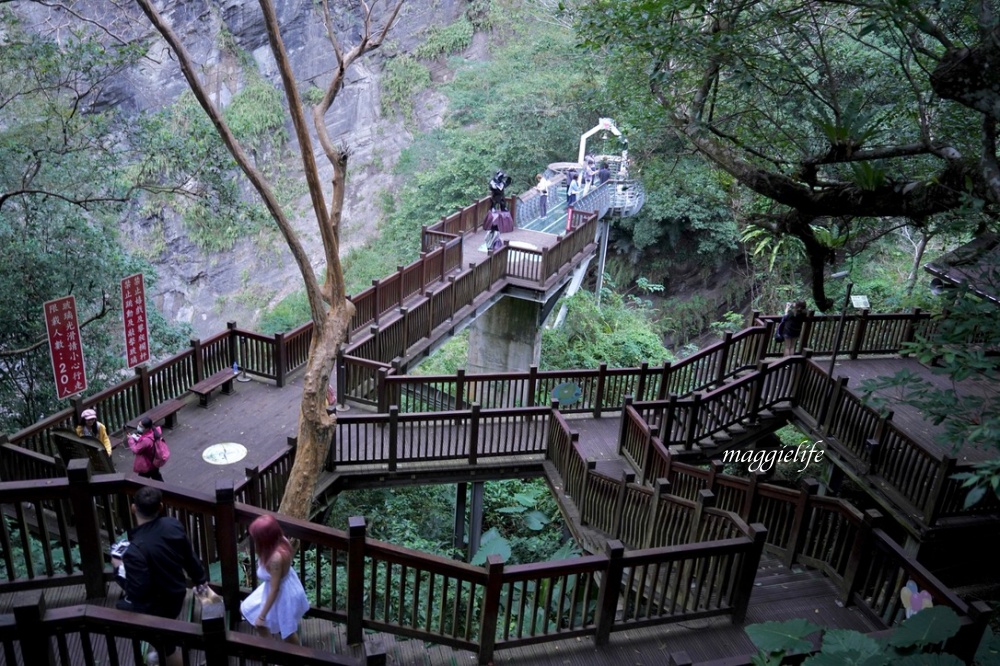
115,486,208,666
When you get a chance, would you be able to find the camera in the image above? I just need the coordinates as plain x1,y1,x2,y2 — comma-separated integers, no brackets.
489,170,512,193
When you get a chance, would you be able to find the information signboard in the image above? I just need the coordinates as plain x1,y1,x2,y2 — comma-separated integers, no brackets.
121,273,150,368
44,295,87,399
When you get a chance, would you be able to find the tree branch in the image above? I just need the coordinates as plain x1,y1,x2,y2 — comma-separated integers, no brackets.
0,290,110,359
132,0,325,324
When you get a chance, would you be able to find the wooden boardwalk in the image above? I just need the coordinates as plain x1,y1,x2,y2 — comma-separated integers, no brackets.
833,358,993,463
0,553,880,666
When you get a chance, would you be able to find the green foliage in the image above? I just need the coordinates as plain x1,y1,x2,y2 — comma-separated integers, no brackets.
131,45,290,254
0,13,189,430
411,331,470,376
257,291,310,335
542,289,672,370
859,288,1000,507
381,55,431,121
0,518,80,579
747,607,976,665
479,479,568,565
414,18,474,59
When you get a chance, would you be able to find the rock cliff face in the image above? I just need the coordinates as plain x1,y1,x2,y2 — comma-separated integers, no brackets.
27,0,465,337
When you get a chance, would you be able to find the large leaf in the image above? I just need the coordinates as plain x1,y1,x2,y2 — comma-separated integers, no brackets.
803,629,885,666
890,654,965,665
888,606,960,649
471,528,510,566
523,510,550,531
746,619,822,654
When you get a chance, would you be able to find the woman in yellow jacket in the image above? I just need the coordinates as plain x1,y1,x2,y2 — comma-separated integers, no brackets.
76,408,112,456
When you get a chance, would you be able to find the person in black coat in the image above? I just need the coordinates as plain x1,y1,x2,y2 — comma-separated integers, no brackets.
114,486,209,666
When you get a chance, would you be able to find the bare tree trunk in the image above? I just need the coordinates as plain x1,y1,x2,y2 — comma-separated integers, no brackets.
905,228,930,298
134,0,401,520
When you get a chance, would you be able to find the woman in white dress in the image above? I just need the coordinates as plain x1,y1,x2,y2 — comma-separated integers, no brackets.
240,515,310,644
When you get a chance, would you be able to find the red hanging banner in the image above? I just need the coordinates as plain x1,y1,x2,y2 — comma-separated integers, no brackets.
44,295,87,400
121,273,150,369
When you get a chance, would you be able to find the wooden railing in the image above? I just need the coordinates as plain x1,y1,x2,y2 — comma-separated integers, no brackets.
618,355,997,526
547,408,988,656
754,309,937,358
0,454,764,666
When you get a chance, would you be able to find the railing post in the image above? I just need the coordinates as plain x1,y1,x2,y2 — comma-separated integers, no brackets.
731,523,767,623
201,600,228,666
924,455,957,524
376,366,389,414
456,369,466,411
388,406,398,471
636,362,649,401
419,251,428,288
372,279,381,324
594,363,607,418
346,516,367,644
864,410,892,474
747,361,768,424
333,347,346,409
684,393,702,451
715,333,732,387
612,470,636,538
526,365,538,408
642,478,670,549
215,480,241,628
227,321,239,368
657,361,672,400
594,540,625,645
13,591,55,666
841,509,882,604
784,478,820,567
690,489,716,542
579,457,596,524
397,265,406,306
901,308,921,351
478,554,505,665
799,311,814,353
850,309,870,359
617,396,633,458
274,331,287,387
67,459,105,598
400,307,409,353
707,460,724,494
468,403,481,465
741,471,766,522
658,394,678,444
190,337,205,382
448,275,457,320
135,364,152,413
821,377,849,434
439,240,448,279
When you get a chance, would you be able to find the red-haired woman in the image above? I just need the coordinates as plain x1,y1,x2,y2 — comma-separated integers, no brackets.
240,515,309,644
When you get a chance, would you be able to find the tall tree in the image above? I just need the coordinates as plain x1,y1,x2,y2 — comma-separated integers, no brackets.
132,0,403,519
579,0,1000,309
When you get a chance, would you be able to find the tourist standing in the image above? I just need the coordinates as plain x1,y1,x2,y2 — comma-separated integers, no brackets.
241,515,310,644
76,408,112,456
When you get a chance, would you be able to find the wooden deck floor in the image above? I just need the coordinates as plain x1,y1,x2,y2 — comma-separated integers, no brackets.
833,357,994,463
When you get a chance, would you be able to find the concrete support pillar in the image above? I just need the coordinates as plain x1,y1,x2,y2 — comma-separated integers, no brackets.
468,481,485,560
467,297,543,374
454,482,468,554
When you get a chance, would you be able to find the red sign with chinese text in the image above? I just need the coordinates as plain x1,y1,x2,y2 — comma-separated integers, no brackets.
121,273,150,369
44,296,87,400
